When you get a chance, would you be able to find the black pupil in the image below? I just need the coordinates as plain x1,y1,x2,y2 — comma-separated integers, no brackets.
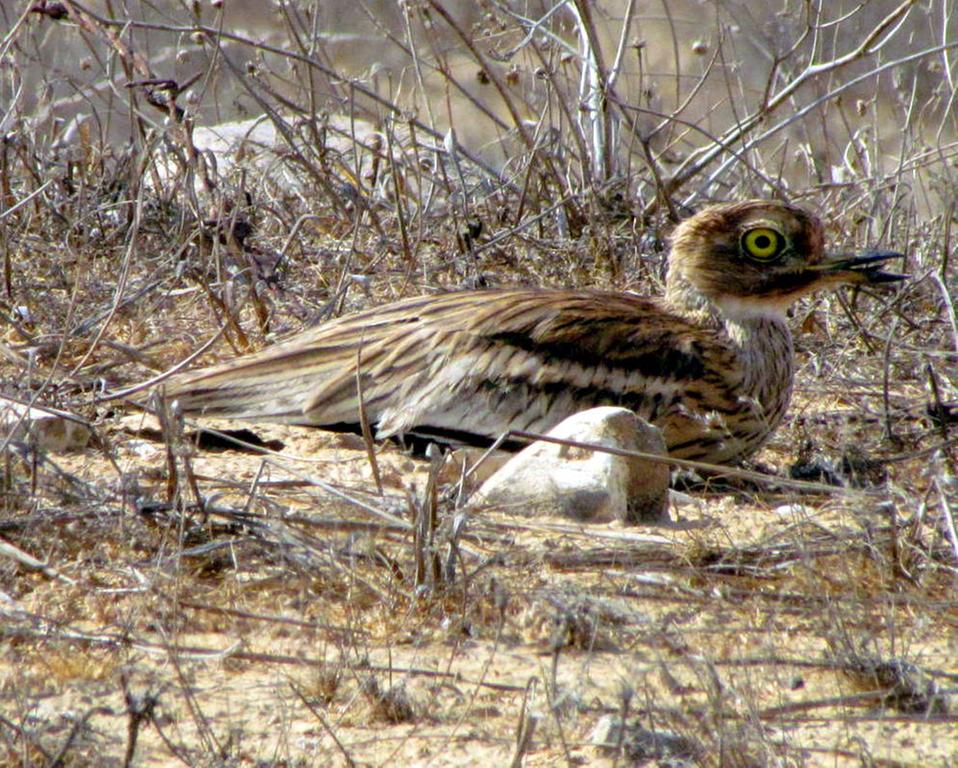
754,234,772,250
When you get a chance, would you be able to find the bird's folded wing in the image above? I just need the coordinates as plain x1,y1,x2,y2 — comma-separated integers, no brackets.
163,289,730,436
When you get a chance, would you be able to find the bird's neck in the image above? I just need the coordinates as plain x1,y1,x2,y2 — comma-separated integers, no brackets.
664,273,795,421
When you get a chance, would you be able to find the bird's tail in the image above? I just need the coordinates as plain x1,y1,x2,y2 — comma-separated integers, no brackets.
160,346,332,425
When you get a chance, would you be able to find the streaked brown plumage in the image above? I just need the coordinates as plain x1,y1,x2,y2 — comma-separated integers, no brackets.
163,200,904,464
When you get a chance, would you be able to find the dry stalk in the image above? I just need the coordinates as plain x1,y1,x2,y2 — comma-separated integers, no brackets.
0,535,75,584
468,428,876,495
290,682,358,767
355,345,383,496
934,474,958,568
509,677,540,768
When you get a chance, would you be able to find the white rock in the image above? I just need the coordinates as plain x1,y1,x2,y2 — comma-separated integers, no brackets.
0,397,91,452
773,503,808,517
126,439,161,459
473,407,670,524
151,114,415,200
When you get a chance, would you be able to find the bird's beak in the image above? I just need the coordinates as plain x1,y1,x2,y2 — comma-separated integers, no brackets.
810,250,908,287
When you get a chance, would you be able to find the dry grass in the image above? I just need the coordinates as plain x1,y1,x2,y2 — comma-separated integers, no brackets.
1,1,957,766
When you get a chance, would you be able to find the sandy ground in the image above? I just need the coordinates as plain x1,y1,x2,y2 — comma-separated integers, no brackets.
3,392,957,767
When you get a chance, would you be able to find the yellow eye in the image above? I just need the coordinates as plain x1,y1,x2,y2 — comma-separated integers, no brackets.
741,227,784,260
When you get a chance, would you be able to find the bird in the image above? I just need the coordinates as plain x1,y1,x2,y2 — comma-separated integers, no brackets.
161,200,904,465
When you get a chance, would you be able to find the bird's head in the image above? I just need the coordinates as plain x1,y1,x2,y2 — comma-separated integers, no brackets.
665,200,905,320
